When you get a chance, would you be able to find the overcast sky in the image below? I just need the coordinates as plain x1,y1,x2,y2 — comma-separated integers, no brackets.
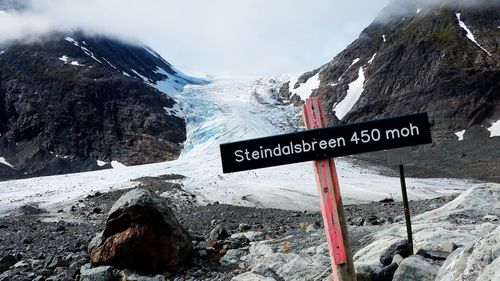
2,0,390,76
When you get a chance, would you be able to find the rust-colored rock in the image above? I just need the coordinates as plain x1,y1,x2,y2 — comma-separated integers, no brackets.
90,189,192,273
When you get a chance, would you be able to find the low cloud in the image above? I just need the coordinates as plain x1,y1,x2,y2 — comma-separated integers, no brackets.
376,0,499,23
0,10,56,43
1,0,390,76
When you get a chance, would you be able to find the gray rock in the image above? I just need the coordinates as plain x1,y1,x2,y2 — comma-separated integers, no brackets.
380,239,409,266
305,223,321,234
350,217,364,226
230,235,250,248
196,241,209,249
66,259,87,278
119,269,166,281
392,255,439,281
373,262,398,281
44,255,63,269
210,224,229,241
13,259,32,269
0,270,14,281
40,268,53,276
416,248,450,261
88,231,103,253
197,249,208,259
220,249,247,266
230,231,264,242
438,242,459,253
238,223,251,231
191,269,205,278
0,254,16,272
356,265,376,281
364,215,380,226
482,215,498,222
232,272,276,281
80,264,115,281
392,254,404,265
436,226,500,281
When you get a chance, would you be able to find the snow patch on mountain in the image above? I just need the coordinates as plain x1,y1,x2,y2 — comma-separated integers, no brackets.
289,73,320,100
64,37,79,46
111,161,127,169
0,157,14,169
97,160,107,167
337,58,360,83
80,45,102,63
488,120,500,137
334,67,365,120
131,69,149,82
102,58,117,70
59,55,84,66
456,13,491,56
164,103,185,119
368,53,377,65
154,68,183,94
455,130,465,141
70,61,84,66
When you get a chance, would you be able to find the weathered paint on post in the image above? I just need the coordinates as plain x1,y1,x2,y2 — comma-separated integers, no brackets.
303,97,356,281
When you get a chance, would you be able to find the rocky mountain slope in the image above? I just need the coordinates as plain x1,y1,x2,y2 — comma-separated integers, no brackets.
0,30,207,179
279,0,500,182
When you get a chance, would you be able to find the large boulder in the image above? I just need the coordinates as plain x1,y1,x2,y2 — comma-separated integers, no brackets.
90,189,192,273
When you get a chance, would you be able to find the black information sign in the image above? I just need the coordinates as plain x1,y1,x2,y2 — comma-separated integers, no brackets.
220,113,432,173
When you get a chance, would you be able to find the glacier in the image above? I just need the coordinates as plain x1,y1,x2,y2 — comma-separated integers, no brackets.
0,77,475,214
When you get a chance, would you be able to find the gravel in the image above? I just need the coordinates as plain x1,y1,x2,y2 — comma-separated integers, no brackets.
0,174,456,281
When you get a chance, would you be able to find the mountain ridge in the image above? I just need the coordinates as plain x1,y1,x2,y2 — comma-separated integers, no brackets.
0,31,205,179
279,1,500,182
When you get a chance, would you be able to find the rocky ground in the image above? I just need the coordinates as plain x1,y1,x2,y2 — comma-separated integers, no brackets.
0,174,459,281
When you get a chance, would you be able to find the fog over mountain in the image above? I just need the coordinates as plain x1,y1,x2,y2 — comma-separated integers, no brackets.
376,0,500,22
0,0,391,76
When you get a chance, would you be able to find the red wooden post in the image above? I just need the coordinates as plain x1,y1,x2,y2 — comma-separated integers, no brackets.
303,97,356,281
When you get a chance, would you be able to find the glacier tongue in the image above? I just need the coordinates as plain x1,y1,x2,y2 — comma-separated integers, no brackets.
0,78,474,214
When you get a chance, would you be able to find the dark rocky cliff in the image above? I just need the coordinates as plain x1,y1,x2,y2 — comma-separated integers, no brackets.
0,32,199,179
280,0,500,181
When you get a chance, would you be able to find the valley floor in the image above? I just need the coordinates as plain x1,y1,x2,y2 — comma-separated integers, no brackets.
0,175,459,281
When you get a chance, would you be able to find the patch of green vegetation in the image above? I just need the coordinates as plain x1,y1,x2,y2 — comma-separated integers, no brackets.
483,29,500,41
431,29,458,43
368,28,384,38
